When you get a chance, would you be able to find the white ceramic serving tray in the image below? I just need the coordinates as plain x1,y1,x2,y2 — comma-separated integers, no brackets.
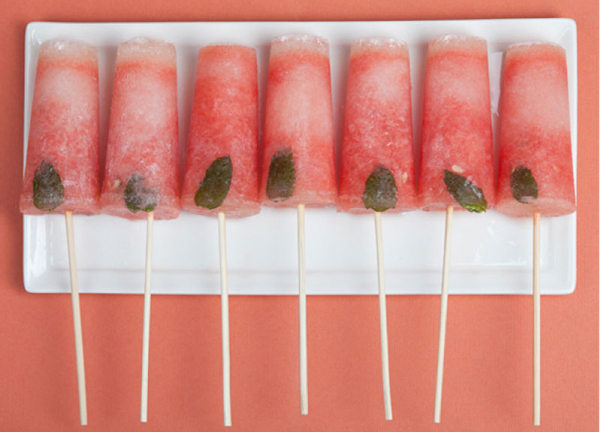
23,19,577,295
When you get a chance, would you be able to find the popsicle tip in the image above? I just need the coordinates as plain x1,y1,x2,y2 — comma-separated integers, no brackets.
507,40,563,49
39,38,98,61
428,34,488,56
40,37,94,50
123,36,170,45
270,34,329,56
117,37,177,63
199,43,256,53
351,37,409,57
273,33,328,44
505,41,566,59
353,37,407,46
432,34,486,43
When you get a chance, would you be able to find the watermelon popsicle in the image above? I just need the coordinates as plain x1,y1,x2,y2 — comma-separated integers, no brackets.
181,45,259,427
496,43,575,426
419,35,495,212
419,35,494,424
339,38,417,420
339,38,417,214
261,35,337,415
497,43,575,217
20,38,100,426
21,40,100,215
100,38,180,220
260,35,336,207
182,45,259,218
100,38,180,423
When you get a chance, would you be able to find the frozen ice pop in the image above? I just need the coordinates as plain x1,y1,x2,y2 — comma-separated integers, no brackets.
497,42,575,427
421,35,495,425
20,39,100,215
260,35,337,207
19,38,98,426
101,38,180,220
419,35,495,212
339,38,417,214
339,38,417,420
496,43,575,217
182,45,259,218
260,34,337,415
181,44,259,427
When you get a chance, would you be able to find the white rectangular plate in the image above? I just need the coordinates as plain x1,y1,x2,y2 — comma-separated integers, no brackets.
23,19,577,295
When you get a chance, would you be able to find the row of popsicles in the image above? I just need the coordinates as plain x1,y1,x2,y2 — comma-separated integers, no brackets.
21,34,575,221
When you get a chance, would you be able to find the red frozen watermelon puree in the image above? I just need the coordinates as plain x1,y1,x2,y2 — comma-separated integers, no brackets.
182,45,259,218
418,35,495,212
260,35,337,207
101,38,180,220
339,38,417,214
20,39,100,216
496,43,575,217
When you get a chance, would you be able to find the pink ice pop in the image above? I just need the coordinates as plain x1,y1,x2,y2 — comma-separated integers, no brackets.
182,45,259,218
419,35,495,213
496,43,575,217
260,35,337,207
339,38,417,214
20,39,99,215
101,38,180,220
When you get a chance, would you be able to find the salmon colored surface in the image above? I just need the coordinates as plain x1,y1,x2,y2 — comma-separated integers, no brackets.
0,0,597,431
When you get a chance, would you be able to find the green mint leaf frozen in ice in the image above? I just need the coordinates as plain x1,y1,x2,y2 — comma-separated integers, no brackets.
510,166,538,204
266,148,296,202
125,173,158,213
194,155,233,210
363,165,397,212
33,161,64,212
443,169,487,213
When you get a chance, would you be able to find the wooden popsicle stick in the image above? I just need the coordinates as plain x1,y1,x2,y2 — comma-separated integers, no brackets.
374,211,392,421
64,211,88,426
297,203,308,415
218,212,232,427
140,211,154,423
434,205,454,424
533,212,541,426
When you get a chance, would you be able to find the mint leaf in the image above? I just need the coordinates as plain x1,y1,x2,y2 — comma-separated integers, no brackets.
363,165,397,212
124,173,157,213
266,148,295,202
510,166,538,203
33,161,64,212
443,169,487,213
194,156,233,210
